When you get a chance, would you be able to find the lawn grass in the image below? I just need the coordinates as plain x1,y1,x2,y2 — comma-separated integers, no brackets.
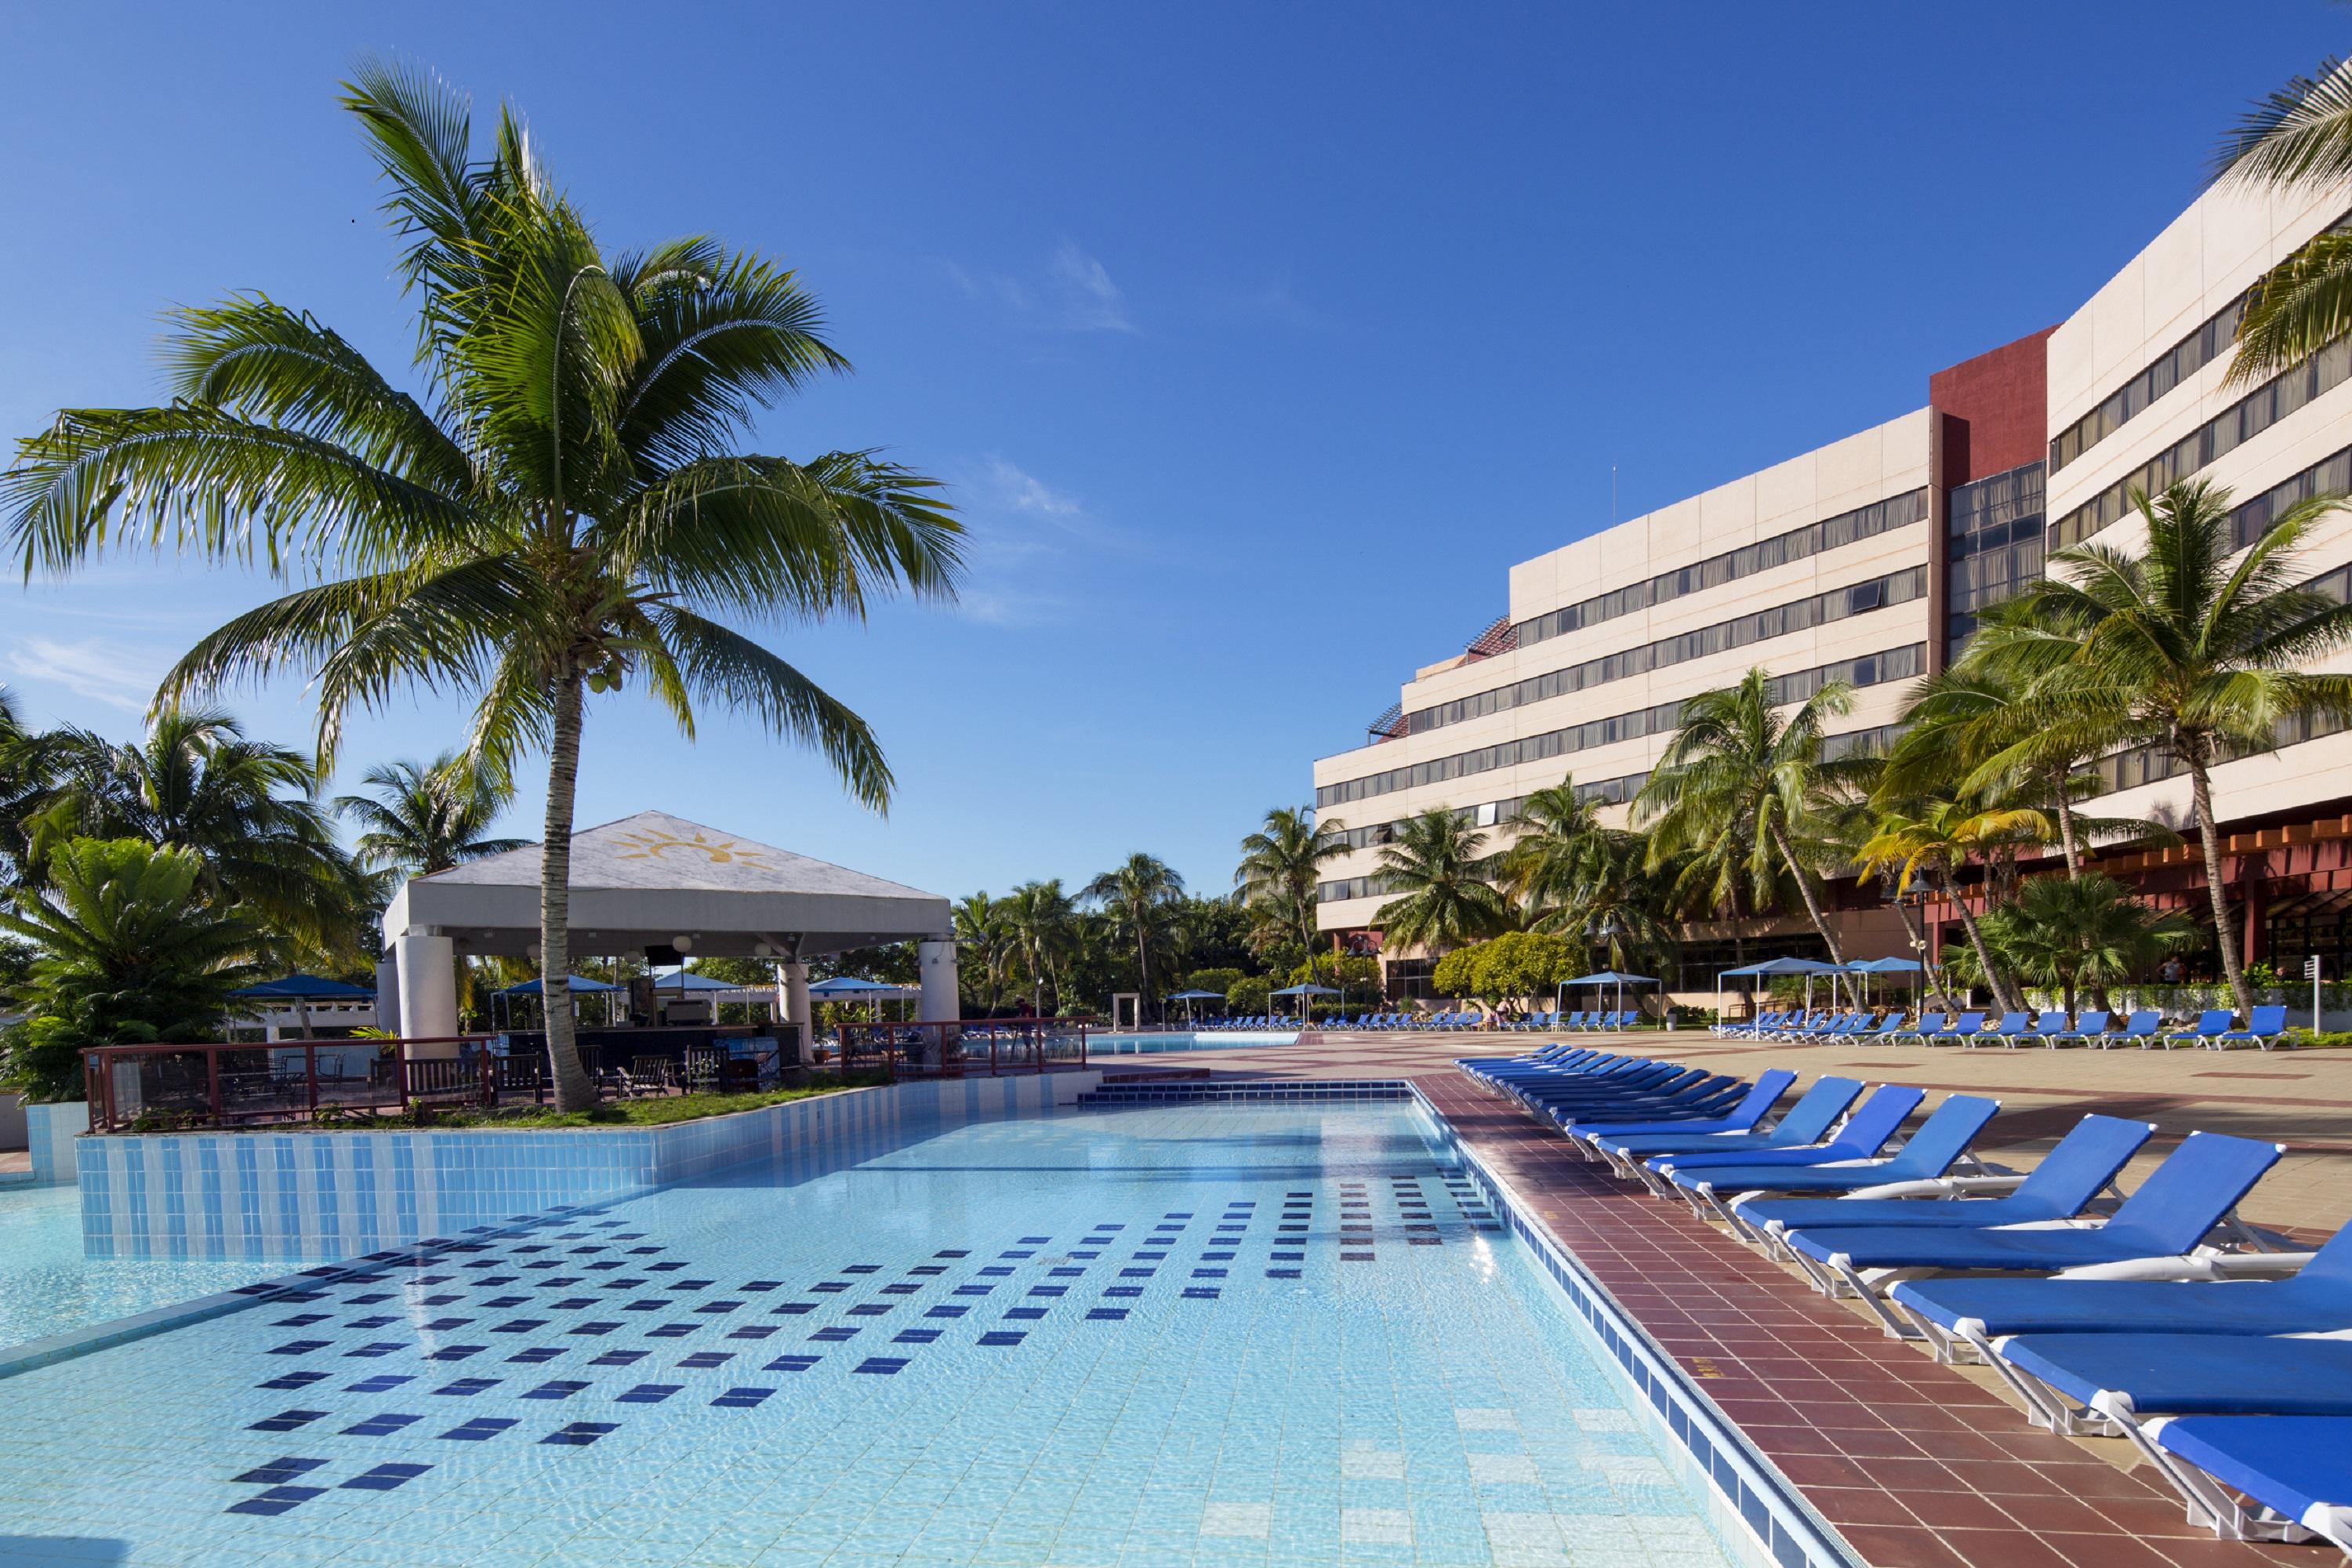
422,1072,897,1128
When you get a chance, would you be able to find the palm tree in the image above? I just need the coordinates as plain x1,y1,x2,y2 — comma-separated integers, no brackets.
1001,880,1075,1018
1983,873,2195,1016
1638,670,1864,964
0,837,260,1101
31,707,360,963
951,892,1011,1015
1234,806,1348,959
1857,791,2048,1016
2212,57,2352,382
1981,480,2352,1018
1495,781,1612,926
1081,853,1185,1015
1372,808,1505,955
4,66,960,1110
334,753,524,877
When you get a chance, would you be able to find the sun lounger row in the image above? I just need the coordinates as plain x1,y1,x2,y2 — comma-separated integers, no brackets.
1713,1004,2292,1049
1455,1037,2343,1549
1196,1015,1303,1029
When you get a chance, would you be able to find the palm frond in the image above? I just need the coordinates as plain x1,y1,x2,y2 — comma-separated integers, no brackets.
648,606,891,811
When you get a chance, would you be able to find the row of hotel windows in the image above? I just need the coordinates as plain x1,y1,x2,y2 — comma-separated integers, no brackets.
1321,644,1925,810
1946,462,2047,659
2046,212,2350,478
1316,725,1901,903
1508,489,1927,652
1403,564,1927,740
2048,334,2352,550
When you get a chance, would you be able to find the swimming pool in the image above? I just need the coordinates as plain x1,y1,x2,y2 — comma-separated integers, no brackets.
0,1184,284,1352
1087,1030,1302,1054
0,1102,1744,1566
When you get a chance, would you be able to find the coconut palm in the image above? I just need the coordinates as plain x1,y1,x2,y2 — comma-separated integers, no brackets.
1372,808,1505,955
2212,57,2352,382
1495,780,1613,925
1637,670,1865,964
1001,879,1075,1018
951,892,1011,1014
333,753,524,877
1857,791,2048,1016
1081,853,1185,1015
1234,806,1348,960
1982,873,2195,1016
30,707,360,963
1979,479,2352,1017
3,65,960,1109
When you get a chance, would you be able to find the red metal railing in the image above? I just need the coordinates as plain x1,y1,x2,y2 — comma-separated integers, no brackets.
78,1033,791,1132
832,1018,1090,1081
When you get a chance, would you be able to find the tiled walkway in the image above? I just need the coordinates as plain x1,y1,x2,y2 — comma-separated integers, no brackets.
1112,1031,2348,1567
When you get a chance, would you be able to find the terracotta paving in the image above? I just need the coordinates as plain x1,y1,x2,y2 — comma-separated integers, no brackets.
1109,1029,2350,1566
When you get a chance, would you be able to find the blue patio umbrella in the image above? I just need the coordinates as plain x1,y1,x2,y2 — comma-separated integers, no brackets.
1559,969,1657,1018
1164,987,1225,1023
1846,954,1928,1010
1269,982,1341,1023
1715,955,1846,1017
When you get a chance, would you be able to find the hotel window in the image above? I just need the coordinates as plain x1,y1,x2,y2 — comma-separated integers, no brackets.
1946,461,2045,659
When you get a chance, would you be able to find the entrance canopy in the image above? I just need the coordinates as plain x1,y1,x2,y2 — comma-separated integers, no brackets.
382,810,953,960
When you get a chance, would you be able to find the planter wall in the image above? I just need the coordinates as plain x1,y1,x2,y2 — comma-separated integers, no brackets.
75,1073,1100,1261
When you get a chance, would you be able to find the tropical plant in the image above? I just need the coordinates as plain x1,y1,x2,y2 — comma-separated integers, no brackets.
1856,791,2045,1016
333,752,524,877
2212,56,2352,383
1234,806,1348,961
0,838,258,1101
1637,670,1864,964
1001,879,1075,1018
27,706,362,964
3,65,961,1110
1982,873,2196,1015
1979,480,2352,1017
1431,931,1581,1006
1495,780,1613,926
1371,808,1505,954
1224,973,1272,1018
951,892,1011,1014
1081,853,1185,1014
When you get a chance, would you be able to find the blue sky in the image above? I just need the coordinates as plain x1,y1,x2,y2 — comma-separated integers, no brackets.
1,2,2342,902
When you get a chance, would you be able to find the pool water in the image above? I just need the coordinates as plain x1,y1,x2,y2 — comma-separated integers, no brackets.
0,1103,1737,1567
0,1184,284,1352
1088,1031,1303,1054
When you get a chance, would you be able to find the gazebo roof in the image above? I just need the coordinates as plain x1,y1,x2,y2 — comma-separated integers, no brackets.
382,810,952,960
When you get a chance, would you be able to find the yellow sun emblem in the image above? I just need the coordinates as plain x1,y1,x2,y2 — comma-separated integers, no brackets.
614,829,768,867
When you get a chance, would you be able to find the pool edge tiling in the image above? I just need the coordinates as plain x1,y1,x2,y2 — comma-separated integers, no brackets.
1411,1065,2325,1568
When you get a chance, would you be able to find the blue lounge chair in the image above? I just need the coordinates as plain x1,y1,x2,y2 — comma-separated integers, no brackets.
1591,1076,1867,1180
2024,1011,2069,1047
2165,1008,2234,1049
1853,1011,1910,1044
1886,1011,1944,1044
1976,1011,2033,1047
1994,1334,2352,1451
1646,1084,1926,1199
2056,1009,2111,1046
1560,1070,1798,1157
2213,1004,2291,1051
1929,1010,1986,1045
1673,1094,2001,1230
1892,1220,2352,1370
2103,1008,2163,1048
2149,1416,2352,1549
1544,1073,1745,1127
1736,1112,2154,1258
1781,1131,2284,1337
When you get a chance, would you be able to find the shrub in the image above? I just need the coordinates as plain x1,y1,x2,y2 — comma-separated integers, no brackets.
1225,975,1272,1017
0,839,256,1102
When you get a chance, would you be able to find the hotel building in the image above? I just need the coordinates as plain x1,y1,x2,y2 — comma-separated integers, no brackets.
1312,172,2352,1000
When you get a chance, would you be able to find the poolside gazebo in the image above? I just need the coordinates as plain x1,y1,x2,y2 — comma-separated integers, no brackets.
379,810,956,1060
226,974,379,1040
1714,956,1847,1022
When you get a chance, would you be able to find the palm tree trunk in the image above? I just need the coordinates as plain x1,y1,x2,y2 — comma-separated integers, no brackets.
539,672,596,1112
2053,769,2083,879
1942,867,2021,1015
2188,757,2255,1020
1889,897,1958,1016
1768,824,1846,964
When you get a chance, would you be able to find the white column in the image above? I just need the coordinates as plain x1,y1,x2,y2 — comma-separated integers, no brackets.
783,962,812,1063
920,940,960,1033
394,930,460,1057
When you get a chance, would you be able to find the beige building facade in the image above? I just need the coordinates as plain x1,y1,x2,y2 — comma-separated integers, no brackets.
1314,174,2352,1000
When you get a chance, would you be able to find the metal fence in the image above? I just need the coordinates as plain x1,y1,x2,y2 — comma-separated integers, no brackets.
833,1018,1090,1078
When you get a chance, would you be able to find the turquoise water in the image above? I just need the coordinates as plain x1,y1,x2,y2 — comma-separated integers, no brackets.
0,1103,1734,1567
1089,1032,1303,1054
0,1184,283,1351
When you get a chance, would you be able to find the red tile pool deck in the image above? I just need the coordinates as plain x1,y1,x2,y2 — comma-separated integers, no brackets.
1113,1031,2340,1567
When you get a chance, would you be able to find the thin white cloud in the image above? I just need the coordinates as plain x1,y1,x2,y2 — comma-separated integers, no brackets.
983,457,1083,523
4,636,163,713
1048,241,1135,332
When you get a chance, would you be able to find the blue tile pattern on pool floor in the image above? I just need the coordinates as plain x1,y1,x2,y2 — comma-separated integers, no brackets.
0,1105,1740,1566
